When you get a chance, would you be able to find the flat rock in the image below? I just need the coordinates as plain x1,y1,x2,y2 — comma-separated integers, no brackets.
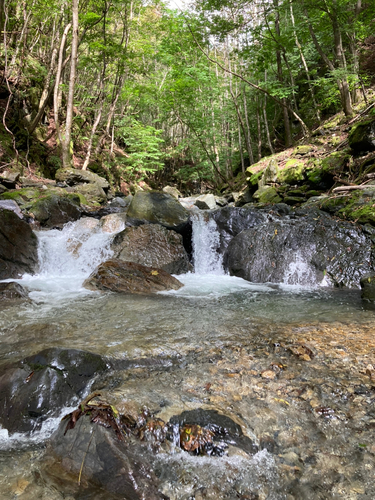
83,259,184,294
0,281,29,301
111,224,190,274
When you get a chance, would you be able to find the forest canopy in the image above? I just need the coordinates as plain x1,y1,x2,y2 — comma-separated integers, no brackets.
0,0,374,191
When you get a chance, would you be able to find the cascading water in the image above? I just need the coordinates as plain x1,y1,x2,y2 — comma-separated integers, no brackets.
21,217,125,300
191,213,224,275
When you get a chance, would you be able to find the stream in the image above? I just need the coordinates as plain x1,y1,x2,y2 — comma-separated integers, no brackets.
0,214,374,499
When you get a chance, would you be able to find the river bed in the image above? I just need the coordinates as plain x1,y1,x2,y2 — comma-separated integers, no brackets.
0,217,374,499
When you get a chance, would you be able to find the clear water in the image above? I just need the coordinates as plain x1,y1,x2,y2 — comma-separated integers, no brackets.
0,214,374,499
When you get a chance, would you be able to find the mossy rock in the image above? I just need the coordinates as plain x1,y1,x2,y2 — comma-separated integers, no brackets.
277,160,305,184
246,170,263,189
68,183,107,204
30,193,81,228
349,119,375,152
253,186,282,204
286,188,306,197
259,159,278,187
283,196,304,206
338,190,375,225
293,145,313,155
318,195,351,214
0,188,41,207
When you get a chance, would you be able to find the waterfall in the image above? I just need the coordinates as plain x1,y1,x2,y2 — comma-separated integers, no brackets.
191,213,224,275
21,217,125,298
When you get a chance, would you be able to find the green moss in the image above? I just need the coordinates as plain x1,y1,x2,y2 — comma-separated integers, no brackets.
277,161,305,184
247,171,263,188
253,186,281,204
319,195,351,214
293,145,312,155
0,188,40,206
348,119,373,147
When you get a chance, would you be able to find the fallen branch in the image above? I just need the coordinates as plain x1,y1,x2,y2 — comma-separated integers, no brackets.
332,185,371,193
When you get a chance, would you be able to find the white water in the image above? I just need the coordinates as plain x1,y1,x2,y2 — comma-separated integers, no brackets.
192,213,224,275
19,217,124,302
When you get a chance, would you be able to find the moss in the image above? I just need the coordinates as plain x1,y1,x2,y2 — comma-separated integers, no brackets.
320,152,349,174
283,196,304,206
277,160,305,184
253,185,281,204
0,188,40,205
348,119,373,147
319,195,351,214
247,171,263,188
293,145,312,155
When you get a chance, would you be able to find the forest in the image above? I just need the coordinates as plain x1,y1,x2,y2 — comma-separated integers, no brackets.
0,0,374,193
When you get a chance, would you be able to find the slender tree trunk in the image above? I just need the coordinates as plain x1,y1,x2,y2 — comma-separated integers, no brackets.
273,0,292,146
61,0,79,169
256,95,262,161
289,0,320,121
242,89,254,165
54,22,71,146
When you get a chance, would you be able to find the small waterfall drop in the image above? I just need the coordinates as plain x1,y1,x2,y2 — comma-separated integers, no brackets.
192,213,224,275
21,217,125,299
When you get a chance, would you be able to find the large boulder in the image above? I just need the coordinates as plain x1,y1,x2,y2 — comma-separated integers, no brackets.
29,192,81,228
225,210,375,287
127,191,189,232
0,199,23,218
211,206,269,254
349,119,375,152
0,208,38,279
0,348,108,434
83,259,184,294
111,224,190,274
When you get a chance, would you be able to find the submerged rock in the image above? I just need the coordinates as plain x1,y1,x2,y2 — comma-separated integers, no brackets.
0,208,38,279
127,191,189,231
0,348,108,434
0,282,29,302
83,259,184,294
225,210,375,287
111,224,191,274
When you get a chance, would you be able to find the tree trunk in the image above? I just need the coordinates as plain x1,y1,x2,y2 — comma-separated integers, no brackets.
61,0,79,169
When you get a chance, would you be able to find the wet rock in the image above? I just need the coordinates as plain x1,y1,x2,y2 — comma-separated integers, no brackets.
99,213,127,233
360,273,375,302
127,191,189,232
0,208,38,279
211,207,268,254
83,259,184,294
0,348,108,434
29,193,81,228
111,224,191,274
48,412,165,500
0,199,23,218
225,210,375,287
169,408,258,455
349,119,375,152
0,282,29,302
110,196,129,208
194,194,217,210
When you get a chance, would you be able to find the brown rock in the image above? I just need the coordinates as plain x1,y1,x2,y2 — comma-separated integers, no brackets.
261,370,277,380
83,259,184,294
112,224,190,274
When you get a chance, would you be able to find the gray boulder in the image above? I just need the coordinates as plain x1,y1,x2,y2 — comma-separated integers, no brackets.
0,348,108,434
225,210,375,287
83,259,184,294
163,185,182,199
55,167,109,190
0,208,38,279
127,191,189,231
112,224,191,274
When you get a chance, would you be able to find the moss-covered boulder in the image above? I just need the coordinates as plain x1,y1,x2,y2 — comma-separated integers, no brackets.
30,192,81,228
55,167,109,190
349,119,375,152
338,187,375,225
0,187,41,208
127,191,189,231
277,159,305,184
253,185,282,204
